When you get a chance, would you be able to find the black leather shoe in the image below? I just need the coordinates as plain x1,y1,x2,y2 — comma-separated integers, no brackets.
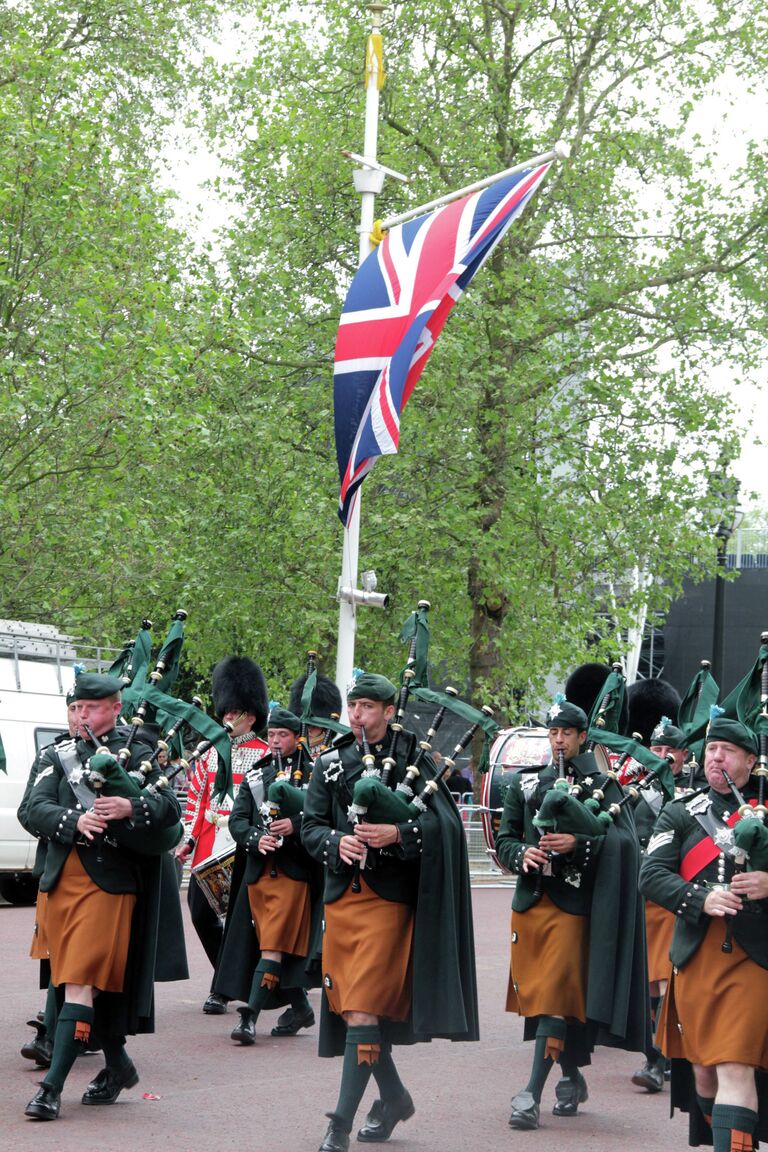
25,1083,61,1121
203,993,228,1015
81,1061,139,1105
552,1071,588,1116
318,1115,350,1152
231,1007,256,1046
508,1091,540,1130
631,1060,664,1093
357,1091,415,1142
21,1021,52,1068
271,1003,315,1037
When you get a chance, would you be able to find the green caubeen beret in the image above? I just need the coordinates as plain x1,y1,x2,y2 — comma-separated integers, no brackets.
650,716,688,750
72,672,123,701
545,697,588,731
267,707,302,734
347,672,398,704
705,717,758,756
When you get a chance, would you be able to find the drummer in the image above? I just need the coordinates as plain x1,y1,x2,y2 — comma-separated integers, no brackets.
496,695,646,1131
176,656,269,1014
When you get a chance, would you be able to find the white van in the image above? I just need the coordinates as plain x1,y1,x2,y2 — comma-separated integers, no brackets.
0,621,118,903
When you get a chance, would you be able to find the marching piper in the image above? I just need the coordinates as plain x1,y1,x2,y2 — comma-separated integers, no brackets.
631,715,697,1093
23,673,182,1121
301,672,478,1152
639,716,768,1151
222,706,320,1045
496,696,647,1131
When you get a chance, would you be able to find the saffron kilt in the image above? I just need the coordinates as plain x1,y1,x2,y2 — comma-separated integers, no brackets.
46,850,135,992
658,919,768,1069
507,894,588,1021
322,877,413,1019
30,890,48,960
247,868,311,956
645,898,675,984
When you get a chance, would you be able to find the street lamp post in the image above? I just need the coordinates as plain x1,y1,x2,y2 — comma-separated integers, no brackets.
711,523,731,688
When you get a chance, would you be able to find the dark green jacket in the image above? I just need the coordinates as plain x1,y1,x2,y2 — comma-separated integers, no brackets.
302,731,423,905
17,734,70,879
638,781,767,969
301,728,479,1052
26,729,181,893
495,754,607,915
215,757,322,999
229,756,316,885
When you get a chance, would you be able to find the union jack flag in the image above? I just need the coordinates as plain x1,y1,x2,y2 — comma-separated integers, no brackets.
334,161,553,525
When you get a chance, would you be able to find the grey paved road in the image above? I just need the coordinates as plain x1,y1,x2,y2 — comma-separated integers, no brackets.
1,887,687,1151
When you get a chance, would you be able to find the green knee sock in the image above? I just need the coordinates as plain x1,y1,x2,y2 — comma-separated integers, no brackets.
696,1094,715,1126
371,1043,407,1103
333,1025,381,1131
102,1036,131,1073
289,987,311,1013
247,958,282,1019
525,1016,566,1102
559,1051,582,1082
44,1002,94,1093
711,1104,757,1152
42,982,58,1042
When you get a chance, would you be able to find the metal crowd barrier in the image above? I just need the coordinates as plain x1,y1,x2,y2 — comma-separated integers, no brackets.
457,800,513,886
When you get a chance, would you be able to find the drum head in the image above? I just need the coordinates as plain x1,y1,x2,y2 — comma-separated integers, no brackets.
481,727,551,872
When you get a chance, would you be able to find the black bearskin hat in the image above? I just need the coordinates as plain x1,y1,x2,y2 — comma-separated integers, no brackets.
289,673,342,721
211,656,268,731
627,678,682,746
565,662,629,734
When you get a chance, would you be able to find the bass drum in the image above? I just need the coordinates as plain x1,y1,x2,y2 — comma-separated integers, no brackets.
481,727,611,872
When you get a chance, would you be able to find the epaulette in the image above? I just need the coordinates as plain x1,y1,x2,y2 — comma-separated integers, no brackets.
331,729,355,749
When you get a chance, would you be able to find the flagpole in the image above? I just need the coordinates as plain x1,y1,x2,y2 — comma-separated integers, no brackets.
335,2,387,703
379,141,570,230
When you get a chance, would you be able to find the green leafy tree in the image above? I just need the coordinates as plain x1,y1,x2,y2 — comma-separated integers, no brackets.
206,0,765,712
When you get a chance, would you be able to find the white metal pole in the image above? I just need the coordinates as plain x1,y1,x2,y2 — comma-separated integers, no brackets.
379,141,570,230
335,3,386,702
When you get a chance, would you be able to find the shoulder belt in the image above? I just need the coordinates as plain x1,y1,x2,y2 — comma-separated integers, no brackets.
244,766,266,807
680,798,757,881
53,740,95,810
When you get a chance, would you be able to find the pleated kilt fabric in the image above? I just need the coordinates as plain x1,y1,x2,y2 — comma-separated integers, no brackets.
507,894,588,1021
658,922,768,1069
46,850,135,992
644,898,675,984
247,868,311,955
322,877,413,1019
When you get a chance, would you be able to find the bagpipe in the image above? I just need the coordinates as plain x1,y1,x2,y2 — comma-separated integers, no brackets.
259,780,304,878
347,700,496,892
114,609,188,774
261,751,308,843
79,725,184,856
